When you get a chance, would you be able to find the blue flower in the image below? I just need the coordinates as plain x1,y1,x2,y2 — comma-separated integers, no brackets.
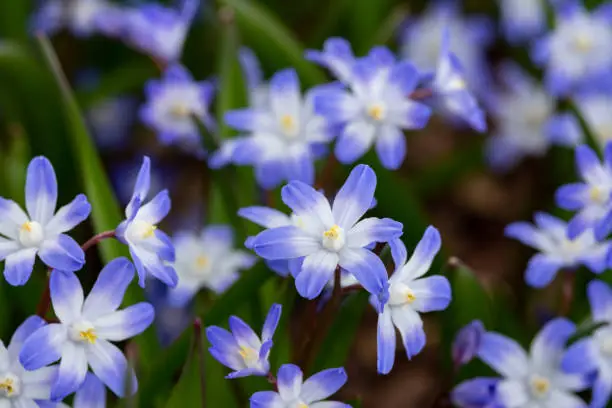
313,47,432,170
499,0,546,44
451,378,499,408
452,319,485,367
563,280,612,408
0,156,91,286
0,316,58,406
54,373,106,408
477,318,589,407
140,64,215,156
505,212,610,288
555,144,612,240
250,364,350,408
532,1,612,96
251,164,402,304
375,229,451,374
305,37,356,84
167,226,257,306
206,303,281,379
116,156,177,287
486,63,582,171
30,0,116,37
19,257,154,400
211,68,333,189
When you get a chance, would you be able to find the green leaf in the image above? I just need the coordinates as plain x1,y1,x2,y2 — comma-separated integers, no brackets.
0,1,28,42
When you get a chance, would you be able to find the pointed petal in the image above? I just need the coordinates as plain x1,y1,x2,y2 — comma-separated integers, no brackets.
229,316,261,349
295,251,338,299
45,194,91,235
477,332,529,378
50,270,84,323
39,234,85,272
238,207,291,229
332,164,376,229
250,391,284,408
334,121,376,164
93,303,154,341
281,181,334,227
301,367,347,403
588,279,612,321
126,157,150,220
377,308,396,375
375,125,406,170
50,342,88,400
8,315,46,358
134,190,170,225
19,323,66,370
410,276,452,312
277,364,303,401
530,318,575,370
3,248,37,286
389,239,407,272
26,156,58,225
393,226,441,282
87,339,137,397
269,69,301,119
390,306,425,359
347,217,403,248
338,248,388,306
82,257,135,320
73,373,106,408
252,227,319,260
0,198,28,240
262,304,282,342
562,338,598,374
0,237,19,261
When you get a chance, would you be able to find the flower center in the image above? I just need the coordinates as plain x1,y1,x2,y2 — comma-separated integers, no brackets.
530,375,550,398
0,374,20,398
367,104,385,121
297,403,309,408
170,103,192,118
389,283,417,306
126,220,158,242
600,336,612,355
447,77,467,91
70,321,97,344
195,255,209,269
590,186,608,204
321,224,345,252
280,114,298,137
18,221,44,248
238,346,259,367
573,34,593,53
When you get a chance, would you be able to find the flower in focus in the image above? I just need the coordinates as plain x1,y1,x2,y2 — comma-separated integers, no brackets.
375,229,451,374
0,156,91,286
250,364,350,408
313,46,431,170
211,68,333,189
140,64,215,156
19,258,154,400
532,1,612,96
30,0,117,37
251,165,402,305
451,378,499,408
116,156,177,287
477,318,589,407
505,212,610,288
55,373,106,408
563,280,612,408
206,303,281,379
555,144,612,240
167,226,257,306
452,319,486,367
499,0,546,44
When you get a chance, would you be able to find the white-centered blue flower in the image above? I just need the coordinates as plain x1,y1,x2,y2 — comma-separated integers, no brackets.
116,156,177,287
140,64,215,156
19,258,154,400
532,1,612,96
555,144,612,240
313,47,432,170
30,0,116,37
207,304,281,379
0,156,91,286
0,316,58,407
54,373,106,408
251,165,402,306
166,226,257,306
477,318,589,408
211,68,333,189
506,212,611,288
563,280,612,408
250,364,350,408
499,0,546,44
376,229,451,374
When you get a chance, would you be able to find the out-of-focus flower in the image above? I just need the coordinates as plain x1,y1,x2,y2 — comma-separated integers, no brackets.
499,0,546,44
238,47,268,109
19,258,154,400
305,37,356,84
563,280,612,408
486,63,581,171
0,156,91,286
140,64,215,157
167,226,257,306
251,165,402,305
453,320,486,367
505,212,610,288
86,96,137,151
532,1,612,96
555,144,612,240
116,156,177,287
477,318,589,407
574,91,612,149
145,278,193,347
55,373,106,408
451,378,500,408
212,69,332,189
313,47,431,170
206,304,281,379
30,0,117,37
250,364,350,408
375,230,451,374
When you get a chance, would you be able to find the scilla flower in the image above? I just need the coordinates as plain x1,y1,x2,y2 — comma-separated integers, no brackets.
477,318,589,408
0,316,58,407
251,165,402,306
505,212,610,288
0,156,91,286
116,156,177,287
140,64,215,156
376,229,451,374
313,47,431,170
207,304,281,379
166,226,257,306
19,258,154,400
250,364,350,408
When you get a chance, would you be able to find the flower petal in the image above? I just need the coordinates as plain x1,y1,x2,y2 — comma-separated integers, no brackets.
504,221,545,250
262,303,282,342
313,90,360,126
8,315,46,358
410,276,452,312
338,248,388,306
19,323,66,370
135,190,170,225
269,69,301,120
301,367,347,403
375,125,406,170
73,373,106,408
252,226,320,260
26,156,58,225
477,332,529,378
530,318,575,370
592,374,612,408
3,248,37,286
589,280,612,322
45,194,91,235
334,121,376,165
238,207,291,229
50,342,88,401
82,257,135,320
562,338,598,375
87,339,136,397
576,144,604,184
0,237,19,261
392,226,441,282
229,316,261,349
126,156,150,220
389,239,407,272
390,305,425,359
277,364,303,401
206,326,239,355
451,378,498,408
295,250,339,299
496,379,530,408
281,181,334,228
525,254,563,288
130,246,178,288
0,198,28,240
250,391,284,408
377,308,396,375
546,390,589,408
50,270,84,323
21,365,57,400
347,217,403,248
93,303,154,342
555,183,589,211
39,234,85,272
332,164,376,229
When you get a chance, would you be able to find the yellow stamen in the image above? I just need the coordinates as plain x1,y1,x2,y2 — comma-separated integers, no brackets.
143,225,157,239
171,104,191,117
297,404,309,408
448,77,466,90
79,328,97,344
368,105,384,121
574,35,592,52
590,187,604,203
406,291,416,303
323,225,341,240
0,379,14,396
196,255,209,268
21,222,32,232
532,377,550,395
280,114,296,134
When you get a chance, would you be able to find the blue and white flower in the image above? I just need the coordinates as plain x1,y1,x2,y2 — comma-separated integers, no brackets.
499,0,546,44
19,258,154,400
250,364,350,408
505,212,610,288
0,156,91,286
451,378,500,408
167,226,257,306
375,229,451,374
207,303,281,379
251,165,402,305
140,64,215,155
55,373,106,408
563,279,612,408
116,156,177,287
211,68,332,189
555,144,612,240
30,0,117,37
477,318,589,408
0,316,58,407
532,1,612,96
313,47,432,170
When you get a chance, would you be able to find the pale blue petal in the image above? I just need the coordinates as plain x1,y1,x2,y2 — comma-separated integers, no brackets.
19,323,66,370
252,227,320,260
393,226,441,282
262,303,282,342
8,316,46,358
377,308,396,375
93,303,154,341
269,69,301,119
73,373,106,408
0,197,28,240
525,254,564,288
138,230,175,262
390,306,425,359
289,257,304,278
295,251,339,299
226,367,261,379
313,90,360,126
347,217,403,248
126,156,150,220
567,212,592,240
496,379,530,407
305,37,355,83
451,378,498,408
135,190,170,225
224,109,268,132
206,326,239,355
87,339,137,397
51,342,88,400
504,222,543,250
82,257,135,320
209,347,242,372
284,151,315,186
45,194,92,235
389,239,407,271
391,100,432,130
555,183,588,211
530,317,575,369
411,276,451,312
334,121,376,164
576,144,602,183
310,402,351,408
591,375,612,408
130,246,178,288
477,332,529,378
238,47,263,91
50,271,84,323
562,338,598,374
301,367,347,403
588,279,612,322
26,156,58,225
0,237,19,261
277,364,303,401
388,61,419,94
332,164,376,229
229,316,260,349
250,391,284,408
375,125,406,170
281,181,334,226
39,234,85,272
338,248,388,308
238,207,291,229
3,248,37,286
